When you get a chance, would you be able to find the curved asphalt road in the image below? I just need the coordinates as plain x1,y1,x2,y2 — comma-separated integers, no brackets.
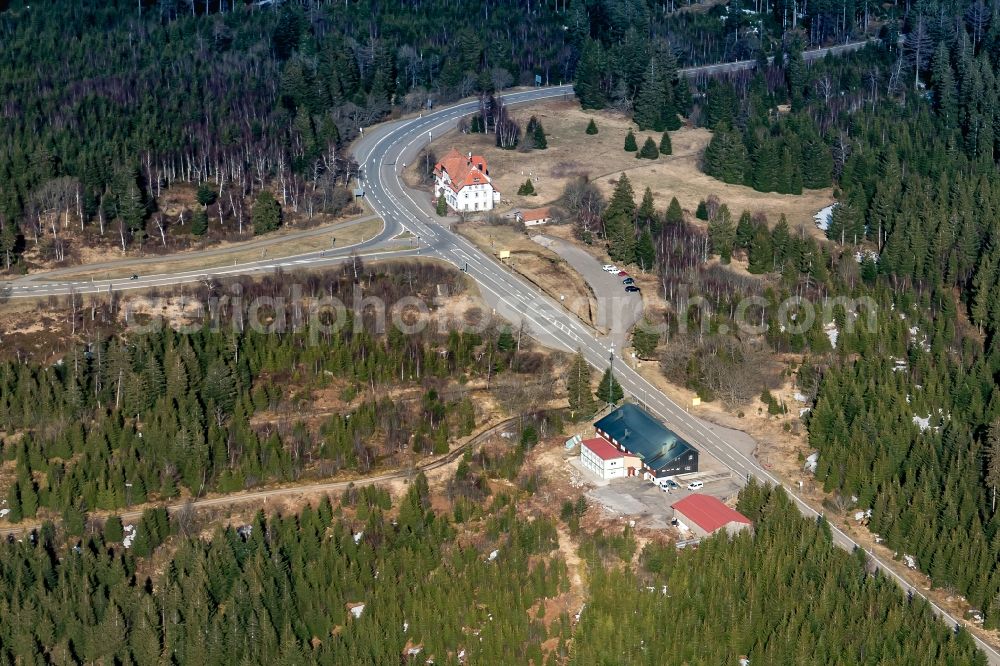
349,53,1000,664
8,38,992,663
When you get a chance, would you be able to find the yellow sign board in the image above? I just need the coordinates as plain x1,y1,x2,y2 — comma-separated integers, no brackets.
498,250,511,260
691,397,702,407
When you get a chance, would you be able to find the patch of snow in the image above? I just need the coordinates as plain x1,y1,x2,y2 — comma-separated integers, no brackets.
903,554,917,570
487,549,499,562
824,322,839,348
799,407,811,417
854,249,879,263
403,621,409,632
0,509,8,518
348,603,365,619
122,524,136,549
912,415,931,431
793,392,809,403
353,531,363,544
814,204,834,231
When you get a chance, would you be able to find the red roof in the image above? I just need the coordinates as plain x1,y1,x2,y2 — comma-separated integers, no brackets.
672,494,752,533
520,207,550,222
434,149,492,193
582,437,623,461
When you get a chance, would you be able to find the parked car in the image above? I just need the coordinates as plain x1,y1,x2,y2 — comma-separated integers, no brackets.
623,277,635,285
686,481,704,490
602,264,619,273
617,270,629,276
665,479,680,490
625,285,641,293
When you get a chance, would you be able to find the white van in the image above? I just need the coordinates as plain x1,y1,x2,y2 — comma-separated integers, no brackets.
686,481,704,491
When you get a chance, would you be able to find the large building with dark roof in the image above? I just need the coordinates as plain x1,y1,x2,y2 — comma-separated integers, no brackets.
593,403,699,479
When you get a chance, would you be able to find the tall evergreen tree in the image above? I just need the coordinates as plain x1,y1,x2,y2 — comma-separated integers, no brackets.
566,350,596,418
665,197,684,225
574,40,606,109
708,204,736,263
634,61,668,131
596,368,624,404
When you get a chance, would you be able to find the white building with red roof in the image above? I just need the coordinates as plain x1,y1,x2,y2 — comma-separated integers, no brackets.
434,148,501,213
671,494,752,538
580,437,640,480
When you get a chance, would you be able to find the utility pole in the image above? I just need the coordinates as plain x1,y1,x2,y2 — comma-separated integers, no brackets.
607,342,616,407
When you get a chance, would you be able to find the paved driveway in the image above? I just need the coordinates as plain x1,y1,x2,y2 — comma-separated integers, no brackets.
532,234,643,347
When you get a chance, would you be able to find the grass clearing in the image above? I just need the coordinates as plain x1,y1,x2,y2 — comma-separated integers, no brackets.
415,98,833,233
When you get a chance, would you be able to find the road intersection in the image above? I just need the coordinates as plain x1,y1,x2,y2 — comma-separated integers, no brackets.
6,39,997,663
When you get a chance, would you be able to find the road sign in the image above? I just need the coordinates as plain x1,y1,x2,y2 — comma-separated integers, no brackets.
498,250,510,260
534,74,542,86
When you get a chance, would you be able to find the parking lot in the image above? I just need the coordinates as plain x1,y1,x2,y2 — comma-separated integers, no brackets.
586,473,744,530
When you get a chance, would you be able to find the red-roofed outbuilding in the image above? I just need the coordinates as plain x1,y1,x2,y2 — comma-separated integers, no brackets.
671,494,752,538
580,436,641,480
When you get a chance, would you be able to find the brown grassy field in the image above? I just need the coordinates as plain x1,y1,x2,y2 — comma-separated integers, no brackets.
417,98,833,232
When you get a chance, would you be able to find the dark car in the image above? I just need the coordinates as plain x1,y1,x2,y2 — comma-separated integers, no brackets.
625,285,640,293
623,277,635,285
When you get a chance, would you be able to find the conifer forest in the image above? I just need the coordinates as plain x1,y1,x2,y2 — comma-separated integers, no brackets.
4,0,1000,663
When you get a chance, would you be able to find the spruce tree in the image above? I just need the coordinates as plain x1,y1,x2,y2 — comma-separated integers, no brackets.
659,131,672,155
987,419,1000,512
517,179,535,195
637,188,657,227
634,61,667,131
708,204,736,263
636,229,655,271
695,200,709,220
104,515,125,542
190,209,208,236
196,183,217,207
566,350,596,419
748,223,774,274
624,129,638,152
735,210,754,250
632,323,660,359
586,119,598,134
436,193,447,216
574,39,606,109
595,368,624,404
638,137,659,159
703,124,747,184
532,120,547,149
252,191,282,235
666,197,684,225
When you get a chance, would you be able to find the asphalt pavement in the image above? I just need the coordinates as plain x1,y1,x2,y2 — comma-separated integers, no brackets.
8,38,997,664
